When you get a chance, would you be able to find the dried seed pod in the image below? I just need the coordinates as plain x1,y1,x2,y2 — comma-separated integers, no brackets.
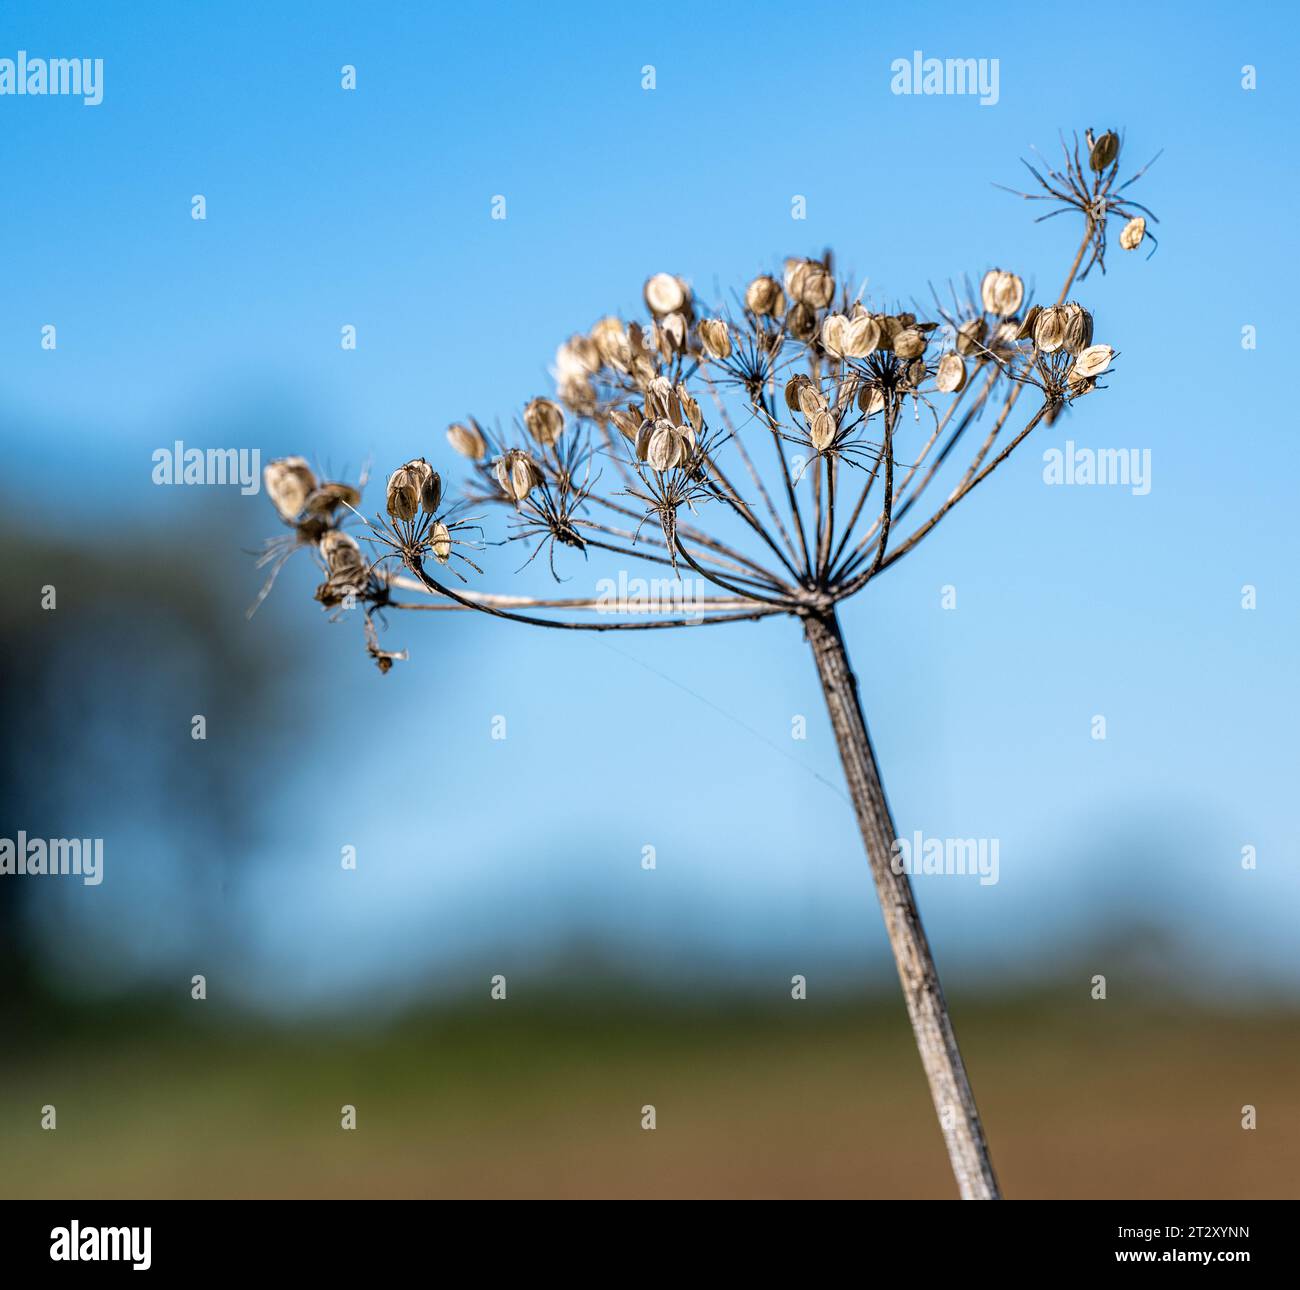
554,335,601,384
698,318,732,360
428,521,452,564
305,481,361,516
395,457,440,516
647,420,684,472
785,373,815,412
786,302,818,341
875,315,903,352
658,311,687,353
809,409,837,453
320,529,365,579
857,384,885,415
955,317,986,357
894,327,926,359
1119,216,1146,251
1033,304,1069,353
1070,344,1114,380
1089,130,1120,172
590,316,631,369
1015,305,1042,342
496,450,543,502
609,408,640,442
678,388,703,433
264,456,317,522
842,315,880,358
1061,303,1094,356
980,269,1024,317
784,258,835,309
797,381,828,419
934,352,967,394
524,396,565,447
634,419,655,462
386,462,423,522
820,313,850,358
745,274,785,317
447,421,488,461
644,272,688,316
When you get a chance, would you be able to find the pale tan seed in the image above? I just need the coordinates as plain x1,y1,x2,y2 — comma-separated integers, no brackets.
644,272,687,316
447,422,487,461
1119,217,1146,251
524,397,565,447
935,352,967,394
264,456,317,522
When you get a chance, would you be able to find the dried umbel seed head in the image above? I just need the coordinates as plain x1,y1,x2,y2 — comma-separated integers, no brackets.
524,396,565,447
893,327,927,360
264,456,317,522
319,529,365,579
698,318,732,360
1033,304,1069,353
956,317,986,357
447,420,488,461
644,272,689,316
745,274,784,317
496,449,543,502
980,269,1025,317
809,409,837,452
1070,344,1115,380
428,521,452,564
1119,216,1146,251
1089,130,1120,172
1061,303,1094,356
784,258,835,309
934,352,968,394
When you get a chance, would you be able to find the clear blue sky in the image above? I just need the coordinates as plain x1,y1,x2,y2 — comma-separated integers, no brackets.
5,1,1297,1010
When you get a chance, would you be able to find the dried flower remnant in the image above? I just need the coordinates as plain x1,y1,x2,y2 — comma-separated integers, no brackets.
252,128,1161,1201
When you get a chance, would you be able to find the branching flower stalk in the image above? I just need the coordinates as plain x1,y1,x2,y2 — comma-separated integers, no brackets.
253,129,1158,1198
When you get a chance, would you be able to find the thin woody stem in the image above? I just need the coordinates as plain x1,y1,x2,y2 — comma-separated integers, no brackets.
805,608,999,1199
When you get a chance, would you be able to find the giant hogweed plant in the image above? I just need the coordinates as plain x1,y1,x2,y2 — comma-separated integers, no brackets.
253,129,1159,1199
